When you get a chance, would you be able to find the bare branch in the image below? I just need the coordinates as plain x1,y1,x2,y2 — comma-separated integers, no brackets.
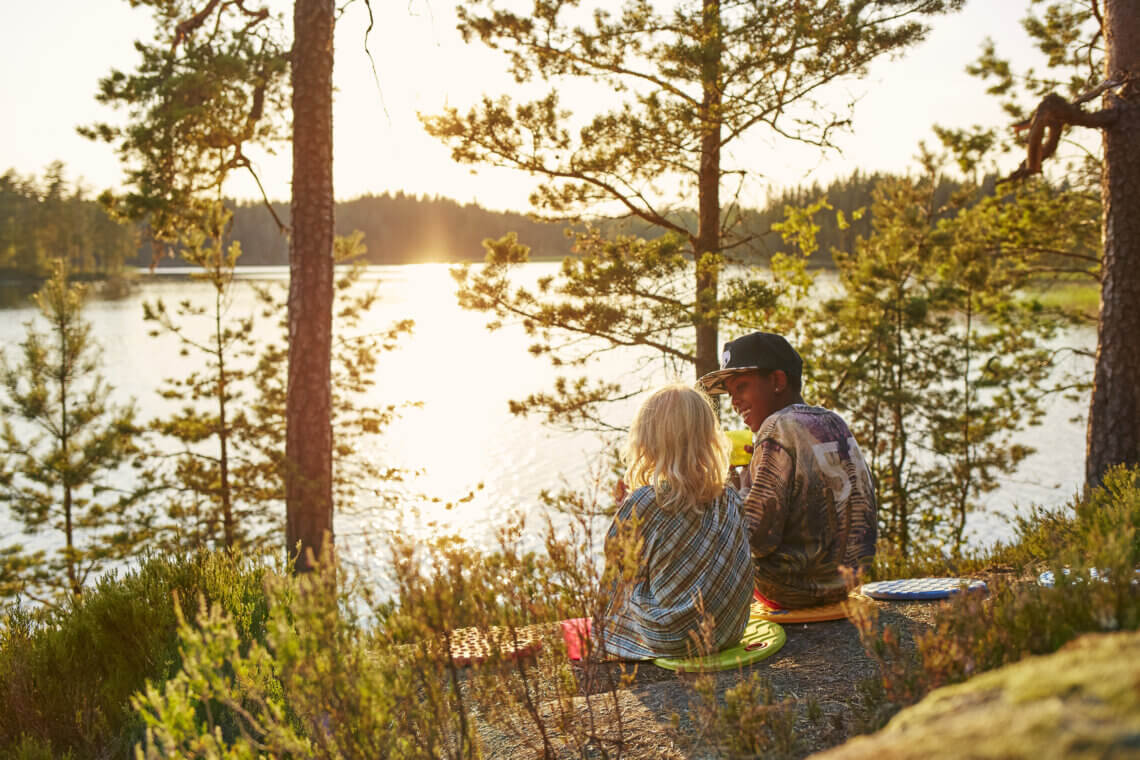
1001,90,1119,183
173,0,269,52
234,153,289,237
173,0,224,52
358,0,391,122
1074,75,1123,105
1090,0,1104,31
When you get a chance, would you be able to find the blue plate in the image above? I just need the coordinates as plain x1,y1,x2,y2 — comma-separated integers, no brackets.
860,577,986,600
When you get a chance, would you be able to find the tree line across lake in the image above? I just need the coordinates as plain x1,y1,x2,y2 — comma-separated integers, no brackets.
2,162,1023,276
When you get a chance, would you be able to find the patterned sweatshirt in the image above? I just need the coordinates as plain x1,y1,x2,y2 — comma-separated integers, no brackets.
743,404,877,608
598,485,754,660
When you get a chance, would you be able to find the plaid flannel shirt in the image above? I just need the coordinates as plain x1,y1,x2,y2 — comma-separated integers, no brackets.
597,485,753,660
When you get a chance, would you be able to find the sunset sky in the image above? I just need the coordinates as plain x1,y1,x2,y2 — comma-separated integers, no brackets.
2,0,1043,214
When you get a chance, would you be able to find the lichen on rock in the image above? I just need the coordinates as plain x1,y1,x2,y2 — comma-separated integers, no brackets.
813,629,1140,759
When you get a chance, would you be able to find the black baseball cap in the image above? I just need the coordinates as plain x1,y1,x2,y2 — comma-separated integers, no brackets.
697,332,803,395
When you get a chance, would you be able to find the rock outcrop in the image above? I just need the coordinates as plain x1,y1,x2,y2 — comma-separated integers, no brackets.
813,629,1140,759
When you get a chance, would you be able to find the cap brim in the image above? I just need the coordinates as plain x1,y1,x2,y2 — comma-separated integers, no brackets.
697,366,759,395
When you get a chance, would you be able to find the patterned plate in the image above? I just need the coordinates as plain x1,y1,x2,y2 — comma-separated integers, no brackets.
860,577,986,601
654,618,785,673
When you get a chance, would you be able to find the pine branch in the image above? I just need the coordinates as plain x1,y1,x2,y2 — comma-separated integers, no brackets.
1001,81,1123,183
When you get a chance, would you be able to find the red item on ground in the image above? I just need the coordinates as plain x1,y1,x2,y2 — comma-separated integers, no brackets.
753,588,785,610
560,617,592,661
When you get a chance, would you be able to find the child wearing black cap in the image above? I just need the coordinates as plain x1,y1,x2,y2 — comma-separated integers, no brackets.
698,332,877,608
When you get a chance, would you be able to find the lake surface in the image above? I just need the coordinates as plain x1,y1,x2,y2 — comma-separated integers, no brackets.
0,264,1096,578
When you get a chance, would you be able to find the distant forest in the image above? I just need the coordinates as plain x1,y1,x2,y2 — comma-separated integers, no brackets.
0,163,138,279
1,163,983,278
223,193,575,266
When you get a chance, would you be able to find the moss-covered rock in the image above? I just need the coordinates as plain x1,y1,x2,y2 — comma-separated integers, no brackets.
814,629,1140,759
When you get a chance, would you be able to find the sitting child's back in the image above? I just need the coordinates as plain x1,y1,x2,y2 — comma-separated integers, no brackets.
600,484,752,659
596,384,754,660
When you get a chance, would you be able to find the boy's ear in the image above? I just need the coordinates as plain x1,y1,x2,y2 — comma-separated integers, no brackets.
772,369,788,394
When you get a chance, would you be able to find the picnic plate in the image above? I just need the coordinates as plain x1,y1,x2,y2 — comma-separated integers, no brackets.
860,577,986,601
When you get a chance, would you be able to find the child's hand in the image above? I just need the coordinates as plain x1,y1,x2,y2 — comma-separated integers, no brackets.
614,479,628,505
729,464,753,494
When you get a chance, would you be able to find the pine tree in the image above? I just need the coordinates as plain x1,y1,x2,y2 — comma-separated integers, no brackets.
244,234,414,525
427,0,965,429
797,153,1081,556
85,0,338,570
0,260,145,603
142,214,409,554
964,0,1140,486
142,204,267,552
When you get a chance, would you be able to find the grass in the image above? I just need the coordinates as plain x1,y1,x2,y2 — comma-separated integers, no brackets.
1022,280,1100,319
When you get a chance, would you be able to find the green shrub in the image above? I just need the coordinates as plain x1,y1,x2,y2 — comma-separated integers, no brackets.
854,466,1140,729
133,517,643,759
867,543,991,582
6,733,71,760
0,550,275,758
692,670,804,759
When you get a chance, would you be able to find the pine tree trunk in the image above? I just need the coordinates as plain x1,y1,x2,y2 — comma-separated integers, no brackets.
694,0,722,380
63,484,78,596
60,313,78,596
1086,0,1140,487
216,286,234,549
286,0,335,572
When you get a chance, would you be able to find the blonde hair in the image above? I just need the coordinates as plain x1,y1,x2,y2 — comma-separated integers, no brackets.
623,384,731,513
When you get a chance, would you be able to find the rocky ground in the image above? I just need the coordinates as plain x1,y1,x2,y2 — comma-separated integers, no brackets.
474,597,941,759
471,594,1140,760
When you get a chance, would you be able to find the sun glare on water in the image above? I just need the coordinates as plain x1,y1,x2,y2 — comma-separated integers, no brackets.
347,263,626,550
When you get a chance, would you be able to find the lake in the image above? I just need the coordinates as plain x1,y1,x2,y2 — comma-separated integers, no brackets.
0,263,1096,578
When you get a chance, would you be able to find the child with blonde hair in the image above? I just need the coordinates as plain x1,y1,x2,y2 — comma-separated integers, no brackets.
597,384,754,660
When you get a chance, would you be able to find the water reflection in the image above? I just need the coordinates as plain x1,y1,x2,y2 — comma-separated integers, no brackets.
0,264,1095,573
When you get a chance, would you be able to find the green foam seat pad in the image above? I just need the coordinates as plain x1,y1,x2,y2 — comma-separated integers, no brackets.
653,617,785,672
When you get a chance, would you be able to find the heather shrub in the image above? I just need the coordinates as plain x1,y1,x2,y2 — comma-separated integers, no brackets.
854,465,1140,730
133,510,644,758
0,550,275,758
692,670,805,759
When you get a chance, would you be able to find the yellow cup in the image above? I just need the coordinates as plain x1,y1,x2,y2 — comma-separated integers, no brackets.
726,429,754,467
